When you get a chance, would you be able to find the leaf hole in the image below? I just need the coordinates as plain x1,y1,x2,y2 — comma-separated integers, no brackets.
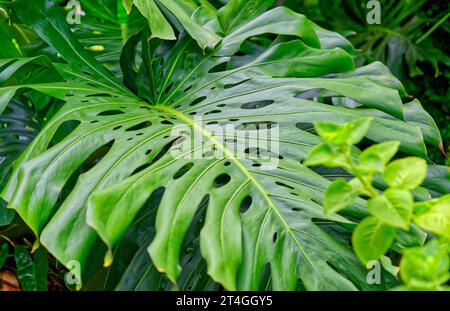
208,62,227,73
241,100,274,110
240,196,252,213
48,120,81,148
224,79,250,89
205,110,221,115
125,121,152,131
275,181,295,190
97,110,125,116
213,174,231,188
189,96,207,107
130,163,151,175
86,93,113,98
173,163,194,180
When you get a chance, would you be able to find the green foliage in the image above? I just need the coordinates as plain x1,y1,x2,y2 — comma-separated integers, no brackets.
351,216,396,265
133,0,176,40
367,189,413,230
289,0,450,79
14,245,48,291
400,240,450,291
414,195,450,240
0,0,447,291
0,243,8,269
358,141,399,173
305,117,450,290
323,179,359,215
382,158,427,190
288,0,450,165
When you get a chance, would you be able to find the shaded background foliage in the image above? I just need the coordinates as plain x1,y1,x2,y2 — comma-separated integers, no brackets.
283,0,449,165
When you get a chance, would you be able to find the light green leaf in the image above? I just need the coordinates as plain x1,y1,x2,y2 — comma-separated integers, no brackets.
123,0,134,14
324,179,359,215
352,216,396,264
414,194,450,239
303,144,348,168
368,189,413,230
134,0,176,40
314,122,341,143
341,118,373,145
315,117,373,146
400,240,450,290
158,0,222,50
382,157,427,189
359,141,400,173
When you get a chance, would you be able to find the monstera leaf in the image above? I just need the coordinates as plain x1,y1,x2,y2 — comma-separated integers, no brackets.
0,0,443,290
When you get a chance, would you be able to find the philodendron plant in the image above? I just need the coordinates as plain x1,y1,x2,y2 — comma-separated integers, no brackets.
0,0,448,291
304,117,450,290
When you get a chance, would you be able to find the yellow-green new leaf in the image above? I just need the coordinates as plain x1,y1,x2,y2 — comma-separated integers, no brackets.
400,240,450,290
382,157,427,189
352,216,396,264
314,117,372,146
358,141,400,173
122,0,134,14
134,0,176,40
368,189,413,230
303,144,347,168
414,194,450,240
324,179,359,215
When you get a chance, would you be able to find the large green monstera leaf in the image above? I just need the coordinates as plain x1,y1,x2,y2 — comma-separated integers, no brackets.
0,0,442,290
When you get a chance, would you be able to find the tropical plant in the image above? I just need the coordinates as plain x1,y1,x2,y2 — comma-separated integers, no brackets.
304,117,450,290
0,0,448,291
285,0,450,164
285,0,450,78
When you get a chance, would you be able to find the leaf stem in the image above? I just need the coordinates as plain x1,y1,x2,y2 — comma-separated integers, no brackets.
416,12,450,44
345,150,378,197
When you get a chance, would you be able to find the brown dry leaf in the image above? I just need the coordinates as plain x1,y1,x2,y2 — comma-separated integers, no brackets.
0,270,20,291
